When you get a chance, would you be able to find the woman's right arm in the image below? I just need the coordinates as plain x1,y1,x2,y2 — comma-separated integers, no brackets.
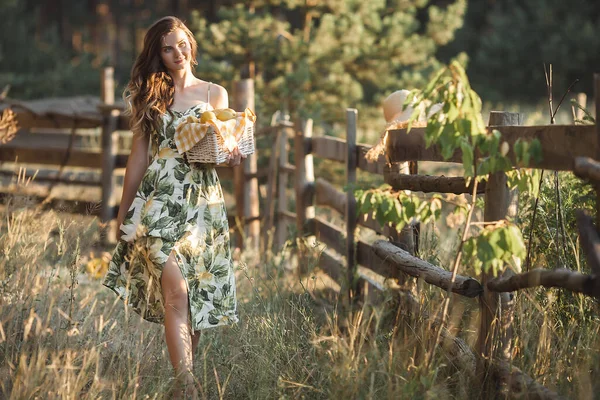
116,132,150,238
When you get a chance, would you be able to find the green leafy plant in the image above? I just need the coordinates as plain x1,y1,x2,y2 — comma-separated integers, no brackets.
355,184,442,232
463,222,526,276
356,61,543,276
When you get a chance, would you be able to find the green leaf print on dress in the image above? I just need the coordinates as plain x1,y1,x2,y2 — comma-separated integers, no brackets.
102,102,239,330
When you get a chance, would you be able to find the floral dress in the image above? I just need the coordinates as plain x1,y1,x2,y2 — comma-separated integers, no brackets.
103,102,239,331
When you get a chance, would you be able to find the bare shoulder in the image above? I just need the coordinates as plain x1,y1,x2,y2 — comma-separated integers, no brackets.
208,83,229,109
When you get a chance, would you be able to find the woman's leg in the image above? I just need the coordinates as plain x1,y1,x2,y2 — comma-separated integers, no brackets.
161,251,197,398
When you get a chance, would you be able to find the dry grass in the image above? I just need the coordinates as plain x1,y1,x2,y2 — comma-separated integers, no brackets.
0,194,599,399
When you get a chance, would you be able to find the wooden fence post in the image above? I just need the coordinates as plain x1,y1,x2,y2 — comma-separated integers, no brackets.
276,125,290,250
233,79,259,251
294,118,315,274
262,124,281,253
383,162,416,254
595,74,600,229
477,111,522,394
100,67,119,243
346,109,359,303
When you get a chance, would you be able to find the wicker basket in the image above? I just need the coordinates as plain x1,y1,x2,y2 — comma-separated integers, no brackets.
186,123,255,165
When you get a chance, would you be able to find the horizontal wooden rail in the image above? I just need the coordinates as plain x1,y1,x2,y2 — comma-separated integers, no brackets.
0,169,102,186
487,268,599,298
371,240,483,297
318,250,345,283
244,170,268,180
281,163,296,174
313,217,345,254
0,192,111,216
386,125,596,171
314,177,384,234
278,210,297,224
311,136,386,174
10,130,104,148
574,156,600,183
312,136,346,163
357,144,386,175
575,210,600,276
385,171,486,194
11,112,102,130
0,145,128,169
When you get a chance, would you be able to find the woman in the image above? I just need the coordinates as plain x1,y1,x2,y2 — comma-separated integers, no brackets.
102,16,242,398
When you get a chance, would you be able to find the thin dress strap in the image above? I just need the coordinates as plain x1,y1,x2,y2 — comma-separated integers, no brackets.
207,82,211,105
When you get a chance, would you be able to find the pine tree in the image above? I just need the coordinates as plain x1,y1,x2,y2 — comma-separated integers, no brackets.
0,0,100,99
442,0,600,103
191,0,467,125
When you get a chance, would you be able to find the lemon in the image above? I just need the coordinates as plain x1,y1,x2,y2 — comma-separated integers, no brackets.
200,110,216,124
215,108,237,121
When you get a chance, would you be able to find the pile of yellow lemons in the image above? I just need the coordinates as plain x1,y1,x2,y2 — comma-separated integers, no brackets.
184,108,237,125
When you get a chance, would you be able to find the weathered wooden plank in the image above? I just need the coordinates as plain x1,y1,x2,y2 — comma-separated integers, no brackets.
346,109,359,300
100,68,120,242
574,157,600,182
385,170,486,194
386,124,595,171
0,191,111,216
0,168,101,186
263,127,281,250
357,144,386,174
318,250,345,283
244,170,268,180
12,112,102,130
315,177,346,214
478,111,521,392
295,119,316,238
280,163,296,174
7,131,99,149
575,210,600,278
314,177,388,235
595,73,600,228
276,131,290,249
371,240,483,297
278,210,297,224
487,268,598,298
0,146,114,168
314,217,345,255
356,240,395,278
312,136,346,163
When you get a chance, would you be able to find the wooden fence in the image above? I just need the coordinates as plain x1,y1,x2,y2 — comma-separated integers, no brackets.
2,65,600,397
0,68,274,247
276,74,600,398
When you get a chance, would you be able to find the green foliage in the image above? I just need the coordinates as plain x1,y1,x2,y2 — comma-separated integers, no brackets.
406,61,543,184
0,0,101,99
355,184,442,232
463,222,525,276
191,0,467,125
357,61,544,278
441,0,600,102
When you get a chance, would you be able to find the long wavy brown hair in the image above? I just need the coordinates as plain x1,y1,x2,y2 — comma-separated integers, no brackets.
123,16,198,137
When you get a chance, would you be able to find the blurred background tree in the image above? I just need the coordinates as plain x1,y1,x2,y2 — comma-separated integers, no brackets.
0,0,599,125
190,0,466,125
439,0,600,103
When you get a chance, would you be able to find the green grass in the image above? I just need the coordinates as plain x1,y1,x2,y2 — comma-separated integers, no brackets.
1,185,599,399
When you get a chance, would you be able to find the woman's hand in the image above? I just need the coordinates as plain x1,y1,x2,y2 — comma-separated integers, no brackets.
227,145,246,167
